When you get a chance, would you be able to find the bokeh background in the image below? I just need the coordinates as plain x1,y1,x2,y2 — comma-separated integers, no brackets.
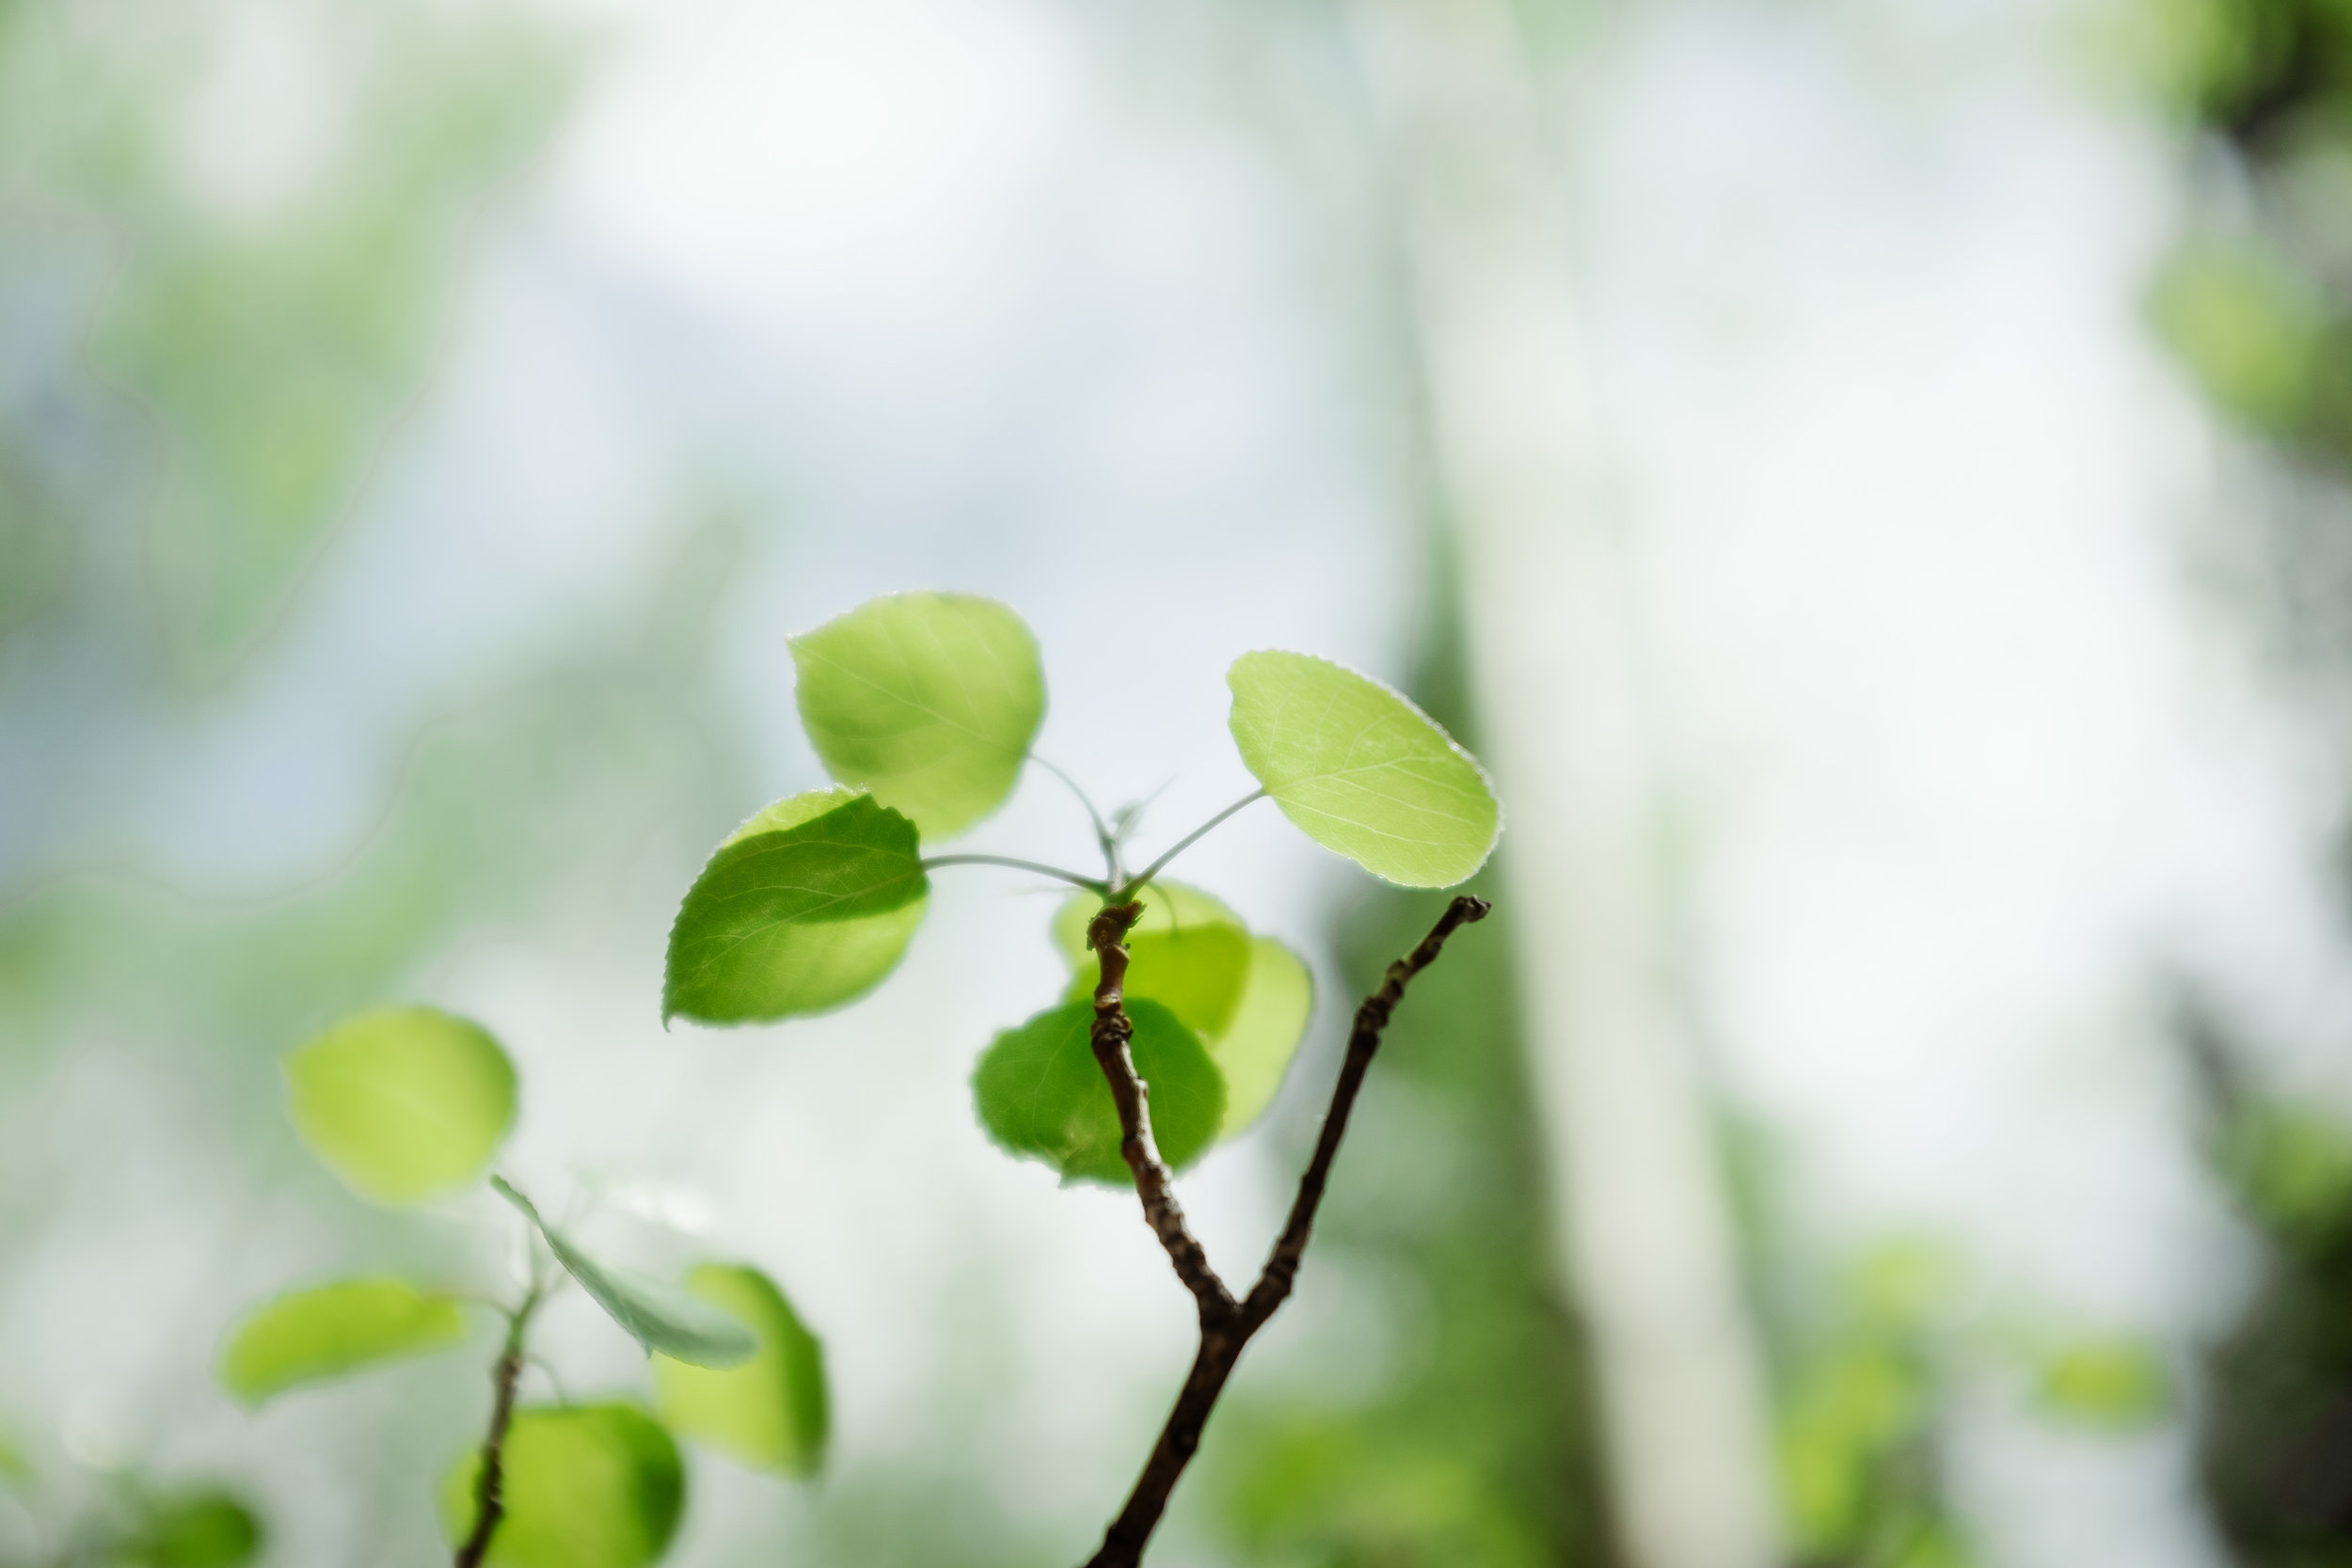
8,0,2352,1564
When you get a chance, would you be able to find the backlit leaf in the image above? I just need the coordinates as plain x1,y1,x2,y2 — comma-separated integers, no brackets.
1064,924,1253,1040
790,592,1044,838
663,793,928,1026
1214,937,1313,1135
438,1405,682,1568
651,1264,828,1479
218,1278,468,1404
283,1007,516,1205
972,999,1224,1184
1226,651,1500,888
492,1180,755,1369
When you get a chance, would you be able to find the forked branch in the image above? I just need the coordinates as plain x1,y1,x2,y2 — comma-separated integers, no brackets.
1081,894,1492,1568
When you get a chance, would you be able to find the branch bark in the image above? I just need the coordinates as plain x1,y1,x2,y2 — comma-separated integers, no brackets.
1080,894,1492,1568
454,1282,541,1568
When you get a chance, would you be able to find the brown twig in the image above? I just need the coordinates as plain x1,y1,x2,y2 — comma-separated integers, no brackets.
453,1279,544,1568
1080,894,1492,1568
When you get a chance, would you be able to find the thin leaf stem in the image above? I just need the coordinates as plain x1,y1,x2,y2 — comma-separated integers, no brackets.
922,854,1109,895
454,1275,547,1568
1029,754,1124,884
1116,789,1267,896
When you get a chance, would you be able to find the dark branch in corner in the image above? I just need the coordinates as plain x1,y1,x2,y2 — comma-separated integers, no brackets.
454,1278,545,1568
1080,894,1492,1568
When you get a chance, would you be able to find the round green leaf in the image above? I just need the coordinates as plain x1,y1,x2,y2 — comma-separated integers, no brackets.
438,1405,682,1568
1048,881,1244,962
282,1007,517,1205
1213,938,1313,1136
1063,924,1253,1040
218,1277,469,1404
490,1180,755,1369
651,1263,828,1479
2035,1338,2171,1432
121,1490,263,1568
972,999,1225,1184
789,592,1045,839
663,793,930,1026
1226,651,1500,887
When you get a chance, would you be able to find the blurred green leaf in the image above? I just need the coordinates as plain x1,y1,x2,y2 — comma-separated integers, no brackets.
1051,885,1311,1139
438,1404,682,1568
217,1277,468,1404
491,1180,754,1369
2035,1338,2172,1431
651,1263,828,1479
0,1431,29,1489
282,1006,516,1205
2225,1101,2352,1242
972,999,1224,1184
789,592,1044,838
662,793,928,1026
1226,651,1500,888
118,1490,263,1568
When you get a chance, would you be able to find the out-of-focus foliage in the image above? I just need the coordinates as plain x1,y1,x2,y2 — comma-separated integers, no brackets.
283,1006,517,1204
218,1277,469,1404
2139,0,2352,475
1199,587,1609,1568
437,1405,684,1568
0,0,577,671
1766,1243,1978,1568
2197,1087,2352,1559
651,1263,830,1480
0,1452,263,1568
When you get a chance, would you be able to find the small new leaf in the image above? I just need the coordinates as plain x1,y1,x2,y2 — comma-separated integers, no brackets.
218,1278,469,1404
972,1000,1224,1184
492,1179,755,1369
651,1263,829,1479
439,1404,682,1568
790,592,1045,838
1226,650,1500,887
664,792,929,1025
282,1007,517,1205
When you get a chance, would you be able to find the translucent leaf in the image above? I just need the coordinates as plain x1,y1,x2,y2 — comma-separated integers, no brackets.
1049,886,1311,1140
218,1278,468,1404
1214,938,1313,1135
663,793,929,1026
972,1000,1224,1184
789,592,1045,838
651,1264,828,1479
438,1405,682,1568
282,1007,517,1205
1226,651,1500,888
121,1490,264,1568
491,1180,754,1368
2035,1338,2171,1431
1063,925,1253,1039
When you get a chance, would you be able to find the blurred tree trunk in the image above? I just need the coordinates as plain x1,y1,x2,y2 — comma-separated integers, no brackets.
1347,5,1779,1566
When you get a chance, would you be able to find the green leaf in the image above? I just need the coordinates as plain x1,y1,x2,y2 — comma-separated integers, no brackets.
972,999,1225,1184
120,1490,264,1568
1226,650,1500,888
438,1405,682,1568
663,793,930,1026
2035,1338,2171,1432
217,1278,469,1404
789,592,1045,838
651,1263,828,1479
282,1007,517,1205
1214,938,1314,1136
1050,886,1311,1139
491,1180,755,1369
